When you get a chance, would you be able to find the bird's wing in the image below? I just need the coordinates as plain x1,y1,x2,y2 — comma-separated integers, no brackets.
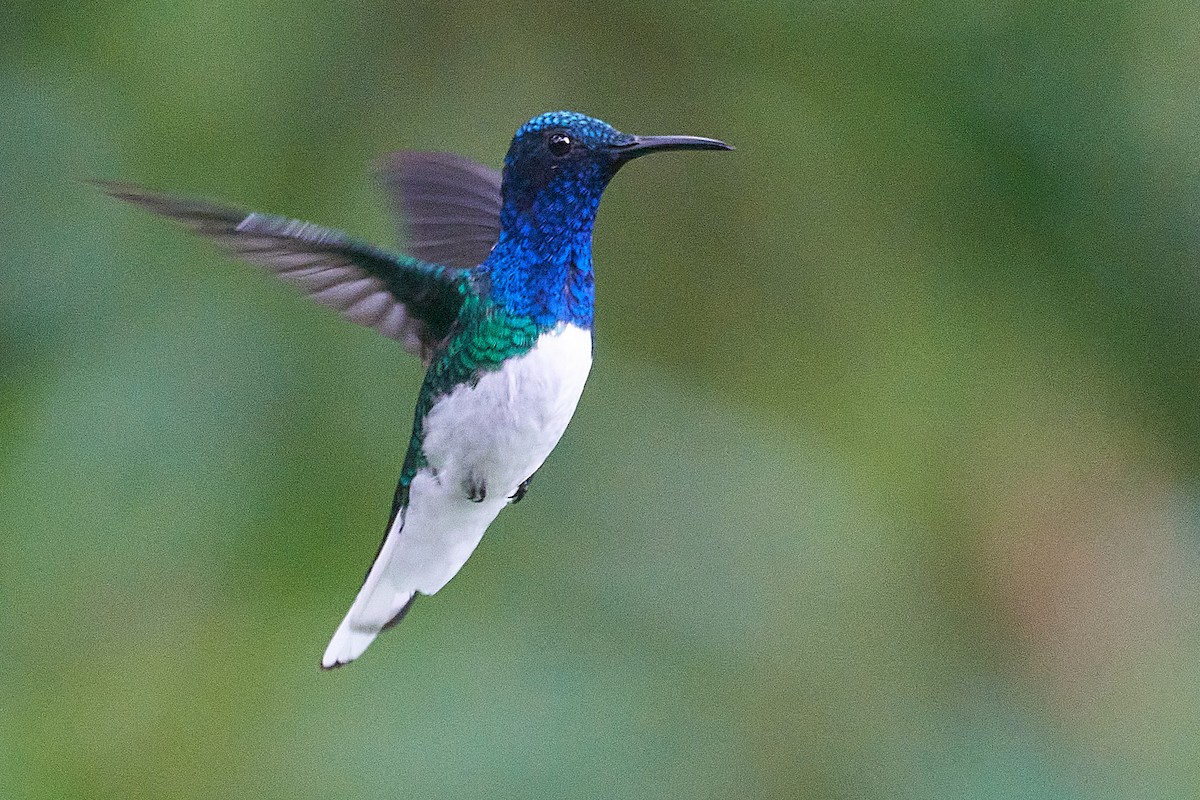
375,151,503,268
98,182,470,360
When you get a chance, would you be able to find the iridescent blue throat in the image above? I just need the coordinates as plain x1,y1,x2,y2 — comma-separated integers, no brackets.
481,163,609,330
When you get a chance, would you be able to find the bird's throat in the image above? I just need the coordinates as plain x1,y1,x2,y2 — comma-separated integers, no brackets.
483,214,596,330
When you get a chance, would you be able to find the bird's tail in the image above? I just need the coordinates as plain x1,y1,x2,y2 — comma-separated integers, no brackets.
320,469,503,669
320,514,419,669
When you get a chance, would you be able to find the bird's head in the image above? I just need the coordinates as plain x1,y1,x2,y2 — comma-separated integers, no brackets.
500,111,731,226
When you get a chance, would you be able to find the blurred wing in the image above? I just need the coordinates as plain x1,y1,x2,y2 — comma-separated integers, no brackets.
376,151,503,268
97,181,470,360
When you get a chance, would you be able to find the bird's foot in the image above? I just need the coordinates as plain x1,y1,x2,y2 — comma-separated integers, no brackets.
508,475,534,504
466,476,487,503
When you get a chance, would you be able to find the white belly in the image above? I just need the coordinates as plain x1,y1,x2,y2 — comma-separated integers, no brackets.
419,322,594,509
321,323,592,667
399,322,593,592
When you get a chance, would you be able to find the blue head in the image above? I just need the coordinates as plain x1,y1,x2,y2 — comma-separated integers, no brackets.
499,111,730,254
488,110,730,328
500,112,633,236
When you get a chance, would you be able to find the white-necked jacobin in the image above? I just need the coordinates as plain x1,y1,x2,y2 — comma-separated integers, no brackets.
98,111,732,668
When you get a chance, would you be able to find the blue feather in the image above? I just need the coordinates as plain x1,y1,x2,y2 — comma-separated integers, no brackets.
481,111,635,329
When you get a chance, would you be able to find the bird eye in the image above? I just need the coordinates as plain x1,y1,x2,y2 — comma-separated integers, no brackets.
547,132,573,157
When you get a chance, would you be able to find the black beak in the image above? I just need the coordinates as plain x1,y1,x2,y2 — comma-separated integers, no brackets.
608,134,733,162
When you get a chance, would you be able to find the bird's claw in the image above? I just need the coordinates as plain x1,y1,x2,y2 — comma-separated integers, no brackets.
508,476,533,504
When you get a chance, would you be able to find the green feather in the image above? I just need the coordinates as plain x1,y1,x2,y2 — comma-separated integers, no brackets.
388,294,542,515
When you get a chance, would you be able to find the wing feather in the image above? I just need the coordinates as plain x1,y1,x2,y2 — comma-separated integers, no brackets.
375,151,503,268
97,181,471,360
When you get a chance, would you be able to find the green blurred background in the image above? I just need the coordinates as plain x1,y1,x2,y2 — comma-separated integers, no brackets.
4,1,1200,797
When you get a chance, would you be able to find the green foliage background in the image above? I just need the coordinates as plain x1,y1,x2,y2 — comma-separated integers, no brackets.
3,2,1199,797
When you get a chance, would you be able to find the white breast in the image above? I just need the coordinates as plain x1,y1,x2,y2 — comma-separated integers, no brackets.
321,323,593,667
419,322,594,499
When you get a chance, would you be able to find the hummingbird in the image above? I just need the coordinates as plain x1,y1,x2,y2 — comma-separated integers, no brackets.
98,111,731,668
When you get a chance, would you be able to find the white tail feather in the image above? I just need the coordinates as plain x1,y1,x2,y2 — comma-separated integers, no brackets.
319,470,507,669
321,513,418,668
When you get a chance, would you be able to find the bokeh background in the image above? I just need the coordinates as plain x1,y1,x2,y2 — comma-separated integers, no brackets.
4,2,1200,797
